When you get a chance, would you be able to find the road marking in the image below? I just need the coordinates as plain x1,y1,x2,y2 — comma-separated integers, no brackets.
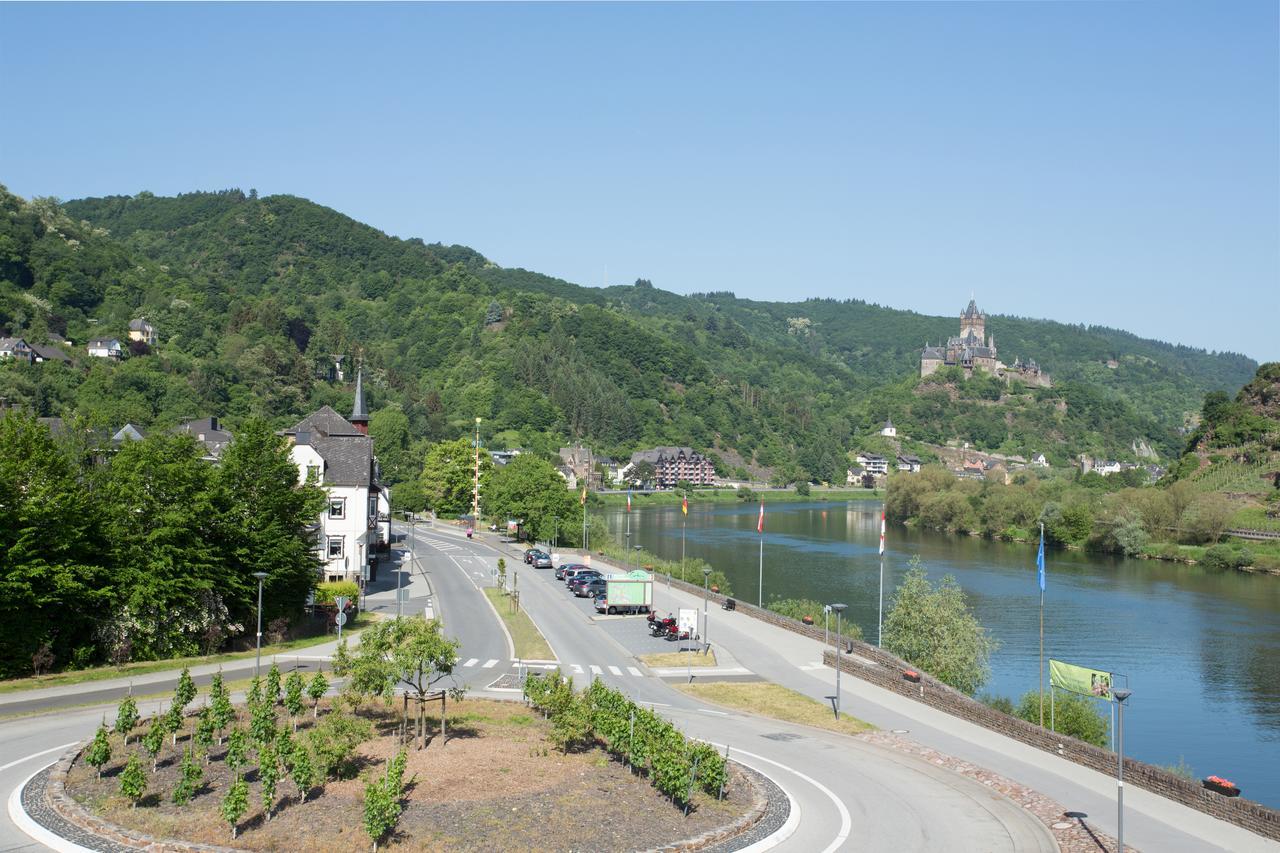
589,665,603,675
607,665,622,676
571,664,584,674
627,666,644,677
463,658,479,668
709,743,849,853
481,659,499,669
9,763,97,852
0,741,78,773
697,708,729,716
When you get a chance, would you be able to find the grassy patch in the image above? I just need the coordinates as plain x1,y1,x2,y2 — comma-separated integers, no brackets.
676,681,872,736
483,587,555,661
638,650,718,668
0,614,375,695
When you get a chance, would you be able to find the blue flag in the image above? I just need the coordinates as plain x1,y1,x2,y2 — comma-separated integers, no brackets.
1036,526,1046,592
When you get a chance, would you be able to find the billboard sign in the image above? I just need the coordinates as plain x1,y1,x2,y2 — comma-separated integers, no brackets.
1049,659,1113,700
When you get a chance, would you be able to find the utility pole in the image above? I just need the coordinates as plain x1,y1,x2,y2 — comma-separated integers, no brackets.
472,418,482,531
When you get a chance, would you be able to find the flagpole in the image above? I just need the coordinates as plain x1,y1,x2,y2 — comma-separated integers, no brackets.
757,501,764,609
1039,521,1045,728
878,511,886,647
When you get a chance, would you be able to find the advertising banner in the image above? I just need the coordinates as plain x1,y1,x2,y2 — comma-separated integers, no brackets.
1049,659,1113,700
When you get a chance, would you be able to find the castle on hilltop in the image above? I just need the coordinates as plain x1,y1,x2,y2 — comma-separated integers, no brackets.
920,299,1050,387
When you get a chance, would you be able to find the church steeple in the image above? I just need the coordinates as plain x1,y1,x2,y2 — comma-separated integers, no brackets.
350,370,369,435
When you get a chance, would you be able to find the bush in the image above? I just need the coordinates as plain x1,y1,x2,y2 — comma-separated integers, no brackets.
979,694,1015,715
766,599,864,640
794,481,811,496
1016,690,1109,748
314,581,360,606
1201,544,1252,571
305,713,373,780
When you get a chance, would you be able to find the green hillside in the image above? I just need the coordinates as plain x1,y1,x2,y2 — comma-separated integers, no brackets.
0,185,1257,488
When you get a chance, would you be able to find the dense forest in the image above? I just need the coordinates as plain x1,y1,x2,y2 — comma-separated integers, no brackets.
0,185,1257,492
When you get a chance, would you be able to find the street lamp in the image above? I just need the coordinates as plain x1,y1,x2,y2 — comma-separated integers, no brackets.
831,603,848,720
1113,688,1132,853
702,566,712,646
252,572,270,680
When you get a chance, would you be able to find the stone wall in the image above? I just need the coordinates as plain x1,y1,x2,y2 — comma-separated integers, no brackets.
641,567,1280,843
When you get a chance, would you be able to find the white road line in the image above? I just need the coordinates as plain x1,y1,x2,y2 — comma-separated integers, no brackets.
0,741,78,773
710,743,849,853
571,664,584,674
627,666,644,677
589,665,603,675
9,763,96,852
481,659,499,669
697,708,729,716
607,665,623,676
463,658,479,668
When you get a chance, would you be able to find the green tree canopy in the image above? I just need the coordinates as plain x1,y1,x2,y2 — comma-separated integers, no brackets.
419,437,492,516
485,453,578,543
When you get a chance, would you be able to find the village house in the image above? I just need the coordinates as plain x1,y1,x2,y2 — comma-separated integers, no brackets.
29,342,69,363
880,418,897,438
127,319,157,346
0,337,33,363
282,372,390,585
856,452,890,477
896,454,922,473
624,447,716,489
175,416,234,463
1031,453,1050,468
87,337,124,359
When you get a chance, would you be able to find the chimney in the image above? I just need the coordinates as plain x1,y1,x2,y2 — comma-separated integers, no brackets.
209,416,219,433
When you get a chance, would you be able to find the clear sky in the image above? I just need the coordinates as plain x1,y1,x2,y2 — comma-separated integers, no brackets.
2,2,1276,361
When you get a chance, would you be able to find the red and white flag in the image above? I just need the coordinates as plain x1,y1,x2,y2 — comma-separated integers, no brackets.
879,511,886,556
757,500,765,534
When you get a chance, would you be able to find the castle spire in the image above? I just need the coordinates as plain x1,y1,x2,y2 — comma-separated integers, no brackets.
350,369,369,435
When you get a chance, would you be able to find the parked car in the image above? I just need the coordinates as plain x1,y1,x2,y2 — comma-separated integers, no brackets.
565,568,602,588
569,572,603,593
561,566,594,585
555,562,585,580
533,553,553,569
593,593,609,613
576,578,607,598
524,548,547,565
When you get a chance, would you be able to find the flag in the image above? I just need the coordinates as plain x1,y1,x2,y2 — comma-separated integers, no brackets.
681,494,688,515
757,500,764,534
627,488,632,513
580,484,587,505
1036,526,1046,592
879,511,886,556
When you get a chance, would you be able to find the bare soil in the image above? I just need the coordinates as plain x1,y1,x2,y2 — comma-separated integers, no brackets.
66,698,752,851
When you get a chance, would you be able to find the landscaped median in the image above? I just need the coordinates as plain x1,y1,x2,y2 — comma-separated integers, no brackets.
482,586,555,661
676,681,872,737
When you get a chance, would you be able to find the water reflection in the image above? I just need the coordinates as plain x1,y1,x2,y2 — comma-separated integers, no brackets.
604,499,1280,807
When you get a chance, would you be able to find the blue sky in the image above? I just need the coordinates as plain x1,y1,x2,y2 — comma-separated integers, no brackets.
2,2,1276,361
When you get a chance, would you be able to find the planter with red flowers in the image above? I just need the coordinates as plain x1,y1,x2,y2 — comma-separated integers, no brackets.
1202,776,1240,797
902,670,921,684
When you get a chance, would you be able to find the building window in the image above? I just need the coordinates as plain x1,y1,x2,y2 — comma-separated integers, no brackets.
327,536,344,558
328,498,346,519
306,465,321,483
369,496,378,518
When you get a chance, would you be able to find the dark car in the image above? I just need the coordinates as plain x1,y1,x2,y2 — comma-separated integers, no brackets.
568,571,603,592
524,548,547,565
533,553,553,569
576,578,607,598
566,569,602,588
555,562,584,580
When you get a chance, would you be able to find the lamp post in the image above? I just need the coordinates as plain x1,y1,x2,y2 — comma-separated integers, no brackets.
702,566,712,647
831,602,848,720
1113,688,1132,853
252,572,270,680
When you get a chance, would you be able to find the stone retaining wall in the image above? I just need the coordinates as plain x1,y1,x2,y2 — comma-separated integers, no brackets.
644,567,1280,842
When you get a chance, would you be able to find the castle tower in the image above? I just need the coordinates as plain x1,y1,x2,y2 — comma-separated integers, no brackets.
350,370,369,435
960,299,985,342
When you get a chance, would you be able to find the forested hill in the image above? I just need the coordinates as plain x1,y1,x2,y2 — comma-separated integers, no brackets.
0,185,1256,483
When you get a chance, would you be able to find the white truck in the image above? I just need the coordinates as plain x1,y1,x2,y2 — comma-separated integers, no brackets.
594,570,653,615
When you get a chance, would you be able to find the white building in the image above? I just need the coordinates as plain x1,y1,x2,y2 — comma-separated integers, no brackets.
856,452,889,476
283,373,390,585
87,337,123,359
896,454,922,473
1031,453,1049,468
880,418,897,438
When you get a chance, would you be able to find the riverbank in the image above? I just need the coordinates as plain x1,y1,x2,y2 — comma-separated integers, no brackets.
593,486,880,507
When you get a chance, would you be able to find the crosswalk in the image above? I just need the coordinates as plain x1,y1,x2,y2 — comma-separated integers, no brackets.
455,658,652,678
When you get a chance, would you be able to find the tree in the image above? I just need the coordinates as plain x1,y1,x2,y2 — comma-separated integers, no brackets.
221,774,249,839
163,703,184,746
485,454,579,543
142,718,167,771
1181,492,1233,544
86,724,112,780
118,752,147,808
224,728,248,773
114,694,139,745
174,666,196,712
1016,690,1108,747
345,617,459,748
628,460,656,488
362,756,404,852
210,672,234,742
307,669,329,717
882,559,998,695
172,746,203,805
249,694,277,748
266,662,282,706
290,743,317,803
285,670,305,727
418,437,492,516
213,419,325,633
258,741,281,820
194,706,216,759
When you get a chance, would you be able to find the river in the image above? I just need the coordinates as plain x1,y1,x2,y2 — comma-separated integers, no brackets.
603,499,1280,808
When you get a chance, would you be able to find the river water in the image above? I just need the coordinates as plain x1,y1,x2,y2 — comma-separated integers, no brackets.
603,499,1280,807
